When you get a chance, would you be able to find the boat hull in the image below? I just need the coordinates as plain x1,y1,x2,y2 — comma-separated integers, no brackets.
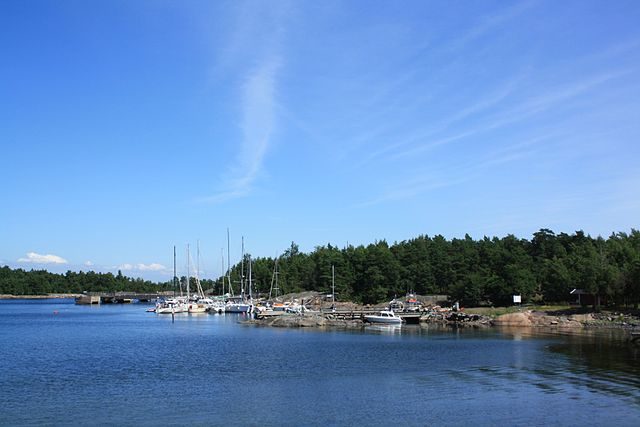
364,312,403,324
225,303,252,313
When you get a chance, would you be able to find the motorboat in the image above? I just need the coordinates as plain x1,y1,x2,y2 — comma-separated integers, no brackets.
225,301,253,313
187,301,208,313
364,310,403,324
156,298,188,314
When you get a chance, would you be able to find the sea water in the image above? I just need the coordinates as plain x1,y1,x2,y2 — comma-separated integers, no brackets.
1,299,639,426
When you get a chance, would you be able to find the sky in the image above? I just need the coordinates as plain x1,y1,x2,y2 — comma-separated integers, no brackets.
1,0,639,282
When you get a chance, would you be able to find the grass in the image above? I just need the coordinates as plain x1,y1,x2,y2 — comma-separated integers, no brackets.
463,305,573,318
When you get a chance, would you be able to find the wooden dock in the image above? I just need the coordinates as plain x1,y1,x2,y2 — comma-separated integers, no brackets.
320,308,423,324
75,292,173,305
75,295,101,305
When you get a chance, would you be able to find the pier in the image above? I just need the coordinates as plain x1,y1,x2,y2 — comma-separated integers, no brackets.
75,291,173,305
320,308,423,324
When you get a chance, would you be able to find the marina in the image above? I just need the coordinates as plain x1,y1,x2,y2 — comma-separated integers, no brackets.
2,298,640,426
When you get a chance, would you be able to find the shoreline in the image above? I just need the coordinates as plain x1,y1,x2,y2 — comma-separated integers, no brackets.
0,294,82,300
247,309,640,332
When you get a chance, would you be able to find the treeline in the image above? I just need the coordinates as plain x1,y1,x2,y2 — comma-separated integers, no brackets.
0,268,168,295
3,229,640,308
215,229,640,308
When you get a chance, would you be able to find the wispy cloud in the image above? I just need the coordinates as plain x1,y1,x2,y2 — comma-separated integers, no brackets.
18,252,68,264
201,2,289,204
203,59,281,203
118,263,167,272
445,0,535,52
356,132,559,208
389,69,629,161
354,74,523,167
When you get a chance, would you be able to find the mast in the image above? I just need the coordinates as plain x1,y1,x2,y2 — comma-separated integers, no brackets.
173,245,177,297
226,228,233,297
248,255,253,303
186,244,190,300
269,256,280,301
332,265,335,308
195,240,203,298
221,248,225,297
240,236,245,301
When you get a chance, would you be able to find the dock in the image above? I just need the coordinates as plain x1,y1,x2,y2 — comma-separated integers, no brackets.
320,308,423,324
75,291,173,305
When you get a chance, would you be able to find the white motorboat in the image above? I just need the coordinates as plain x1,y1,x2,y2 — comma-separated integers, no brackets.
364,310,403,324
187,301,208,313
225,300,253,313
156,298,188,314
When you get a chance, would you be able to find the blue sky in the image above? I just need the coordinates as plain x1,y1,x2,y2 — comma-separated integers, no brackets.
2,0,639,281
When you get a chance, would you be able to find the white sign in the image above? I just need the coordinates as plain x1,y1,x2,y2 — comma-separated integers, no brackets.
513,295,522,304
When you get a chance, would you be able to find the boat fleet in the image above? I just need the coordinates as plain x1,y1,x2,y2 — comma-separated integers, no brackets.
152,237,273,316
149,237,408,325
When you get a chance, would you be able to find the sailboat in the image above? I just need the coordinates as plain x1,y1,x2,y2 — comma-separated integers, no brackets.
256,256,287,315
157,246,188,314
187,242,209,314
225,237,253,313
205,249,226,314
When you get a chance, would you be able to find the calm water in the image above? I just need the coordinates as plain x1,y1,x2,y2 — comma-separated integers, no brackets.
1,300,639,426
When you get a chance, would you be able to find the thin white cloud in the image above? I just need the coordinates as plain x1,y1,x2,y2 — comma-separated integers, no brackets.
118,263,167,272
355,74,522,167
445,0,535,52
201,1,290,204
17,252,68,265
357,132,561,208
390,69,629,161
84,261,94,266
200,58,281,203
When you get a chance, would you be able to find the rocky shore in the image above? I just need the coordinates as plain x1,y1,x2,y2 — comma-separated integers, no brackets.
245,290,640,332
493,310,640,329
247,309,640,333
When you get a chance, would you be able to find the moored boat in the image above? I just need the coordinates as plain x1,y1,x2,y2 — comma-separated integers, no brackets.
156,298,188,314
364,310,403,324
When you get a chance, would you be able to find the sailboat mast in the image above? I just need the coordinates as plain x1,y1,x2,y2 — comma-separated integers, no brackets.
221,248,225,297
226,228,233,296
196,240,203,298
248,255,253,303
269,256,277,301
186,244,190,299
273,256,280,300
241,236,245,300
332,265,335,307
173,245,177,297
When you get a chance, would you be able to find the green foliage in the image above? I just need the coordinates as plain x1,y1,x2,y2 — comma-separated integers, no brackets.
0,266,168,295
3,229,640,307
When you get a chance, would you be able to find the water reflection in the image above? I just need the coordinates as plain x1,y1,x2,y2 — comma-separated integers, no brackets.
364,324,402,335
480,327,640,406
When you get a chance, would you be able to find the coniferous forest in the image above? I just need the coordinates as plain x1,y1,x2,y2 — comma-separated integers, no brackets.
2,229,640,308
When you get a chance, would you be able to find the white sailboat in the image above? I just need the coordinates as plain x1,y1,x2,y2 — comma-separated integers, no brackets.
225,237,253,313
187,242,208,314
157,246,188,314
208,248,227,313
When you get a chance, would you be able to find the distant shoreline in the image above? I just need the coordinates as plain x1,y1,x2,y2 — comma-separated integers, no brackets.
0,294,82,300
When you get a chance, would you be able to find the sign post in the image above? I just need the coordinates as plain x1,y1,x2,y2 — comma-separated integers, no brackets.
513,294,522,308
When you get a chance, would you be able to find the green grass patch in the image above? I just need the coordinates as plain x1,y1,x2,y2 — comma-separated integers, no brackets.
463,305,573,318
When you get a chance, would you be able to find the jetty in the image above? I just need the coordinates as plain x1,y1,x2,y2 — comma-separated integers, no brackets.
75,291,173,305
319,308,422,324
